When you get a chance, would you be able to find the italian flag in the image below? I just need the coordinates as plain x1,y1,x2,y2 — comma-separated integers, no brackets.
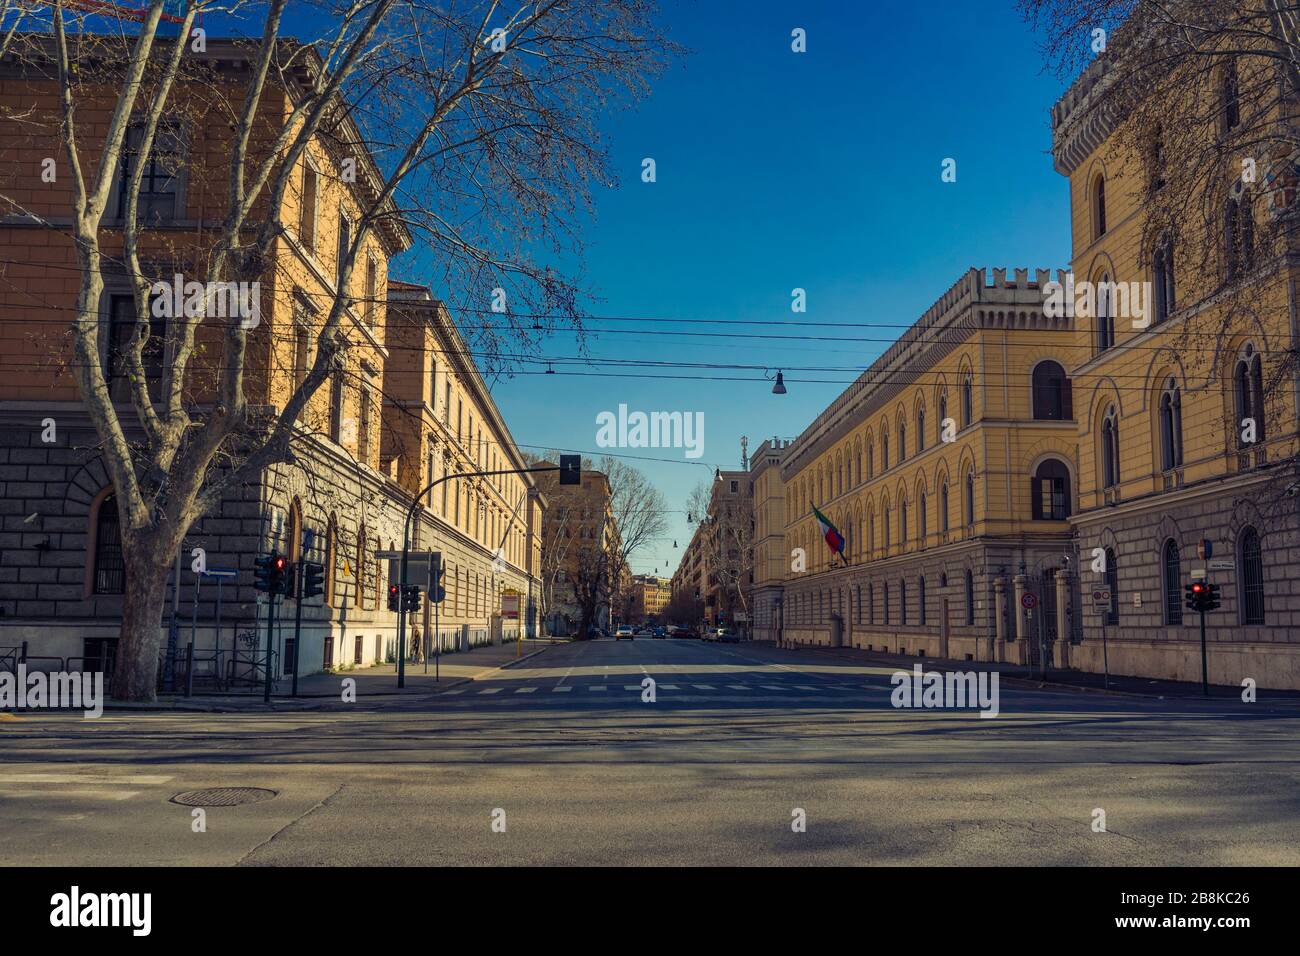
812,504,845,560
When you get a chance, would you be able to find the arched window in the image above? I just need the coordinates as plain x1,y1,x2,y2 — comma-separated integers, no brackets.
1162,538,1182,625
1096,274,1115,351
1225,194,1254,281
1093,173,1107,238
964,569,975,625
961,374,973,428
964,468,975,527
1153,237,1175,324
900,497,908,546
1032,360,1072,420
868,513,875,555
92,493,124,594
1239,526,1264,625
881,430,890,472
937,394,948,443
1101,405,1120,489
868,583,875,625
884,503,891,549
900,579,908,625
866,442,874,479
286,498,302,563
1159,377,1183,471
1032,459,1072,520
916,408,926,453
898,422,907,463
883,582,891,626
918,492,927,543
1104,548,1119,625
940,481,950,532
918,576,927,626
1234,345,1265,447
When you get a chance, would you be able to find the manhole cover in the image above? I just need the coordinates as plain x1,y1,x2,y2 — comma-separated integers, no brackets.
170,787,278,807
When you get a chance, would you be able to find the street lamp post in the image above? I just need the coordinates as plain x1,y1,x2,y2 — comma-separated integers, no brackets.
394,461,574,688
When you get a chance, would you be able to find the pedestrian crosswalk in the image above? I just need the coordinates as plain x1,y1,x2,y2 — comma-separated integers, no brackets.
436,677,889,699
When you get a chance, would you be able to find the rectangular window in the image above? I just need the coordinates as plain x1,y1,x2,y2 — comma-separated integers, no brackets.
329,370,344,443
336,211,351,291
358,384,371,463
117,124,182,221
107,294,165,403
364,257,378,327
299,164,318,251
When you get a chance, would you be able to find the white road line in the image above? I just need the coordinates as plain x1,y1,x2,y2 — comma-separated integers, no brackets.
692,684,715,690
515,687,537,694
760,684,786,691
660,684,680,690
0,773,173,785
479,687,503,695
552,686,573,693
589,686,607,692
0,789,140,801
726,684,750,690
622,684,642,690
442,689,466,696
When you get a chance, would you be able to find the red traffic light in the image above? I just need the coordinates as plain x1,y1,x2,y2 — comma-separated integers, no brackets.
1191,582,1205,593
274,556,286,569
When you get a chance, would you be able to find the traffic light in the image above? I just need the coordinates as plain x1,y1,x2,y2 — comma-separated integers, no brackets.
1184,581,1221,613
559,453,581,485
387,582,401,611
301,561,325,599
403,585,421,614
430,552,446,604
254,551,287,594
280,560,296,597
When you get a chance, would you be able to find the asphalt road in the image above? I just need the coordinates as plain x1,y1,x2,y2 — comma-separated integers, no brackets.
3,637,1298,866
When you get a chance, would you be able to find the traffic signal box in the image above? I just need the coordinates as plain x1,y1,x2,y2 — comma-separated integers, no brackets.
1184,581,1222,613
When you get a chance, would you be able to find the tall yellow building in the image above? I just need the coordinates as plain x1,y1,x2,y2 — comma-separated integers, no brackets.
1051,49,1300,688
779,268,1079,663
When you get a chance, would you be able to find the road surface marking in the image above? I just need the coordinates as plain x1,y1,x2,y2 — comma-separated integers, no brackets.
589,686,607,692
622,685,643,691
660,684,679,690
692,684,715,690
727,684,750,690
478,687,503,695
0,773,174,785
515,687,537,694
0,788,140,801
552,686,573,693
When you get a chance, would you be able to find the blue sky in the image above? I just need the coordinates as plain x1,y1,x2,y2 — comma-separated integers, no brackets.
465,1,1075,580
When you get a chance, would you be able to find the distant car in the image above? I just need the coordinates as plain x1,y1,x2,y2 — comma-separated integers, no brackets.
715,627,738,643
652,626,666,638
665,625,686,638
700,627,714,642
615,625,634,641
635,625,653,636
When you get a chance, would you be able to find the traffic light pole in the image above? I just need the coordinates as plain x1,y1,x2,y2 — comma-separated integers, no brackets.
263,589,276,703
1199,607,1209,697
396,463,569,688
291,566,304,697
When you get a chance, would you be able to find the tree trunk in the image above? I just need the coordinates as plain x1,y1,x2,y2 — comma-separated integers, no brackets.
112,547,172,702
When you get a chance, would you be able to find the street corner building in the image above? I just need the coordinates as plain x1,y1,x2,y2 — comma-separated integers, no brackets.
0,37,544,687
735,27,1300,690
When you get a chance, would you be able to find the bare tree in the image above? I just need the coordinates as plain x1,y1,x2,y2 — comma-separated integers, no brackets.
1,1,676,699
598,454,669,618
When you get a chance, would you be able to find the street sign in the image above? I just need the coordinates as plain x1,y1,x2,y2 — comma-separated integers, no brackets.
1090,586,1112,608
202,567,238,578
378,551,436,590
1190,567,1207,580
1208,558,1235,572
1020,592,1038,610
501,592,520,619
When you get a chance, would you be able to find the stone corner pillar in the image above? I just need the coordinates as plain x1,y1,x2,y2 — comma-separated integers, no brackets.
1012,573,1030,665
1054,571,1073,669
993,577,1008,663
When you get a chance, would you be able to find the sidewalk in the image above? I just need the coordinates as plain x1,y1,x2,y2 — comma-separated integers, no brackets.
107,637,569,712
763,641,1300,703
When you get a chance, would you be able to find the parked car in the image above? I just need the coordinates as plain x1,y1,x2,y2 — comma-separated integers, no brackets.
615,625,635,641
652,626,666,639
700,626,714,642
715,627,738,643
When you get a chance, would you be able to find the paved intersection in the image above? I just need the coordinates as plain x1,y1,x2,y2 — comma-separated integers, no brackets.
3,638,1298,866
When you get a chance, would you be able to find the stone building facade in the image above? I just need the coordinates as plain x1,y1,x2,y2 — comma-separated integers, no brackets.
535,467,617,635
776,268,1080,665
748,438,789,643
0,40,542,684
1050,51,1300,688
